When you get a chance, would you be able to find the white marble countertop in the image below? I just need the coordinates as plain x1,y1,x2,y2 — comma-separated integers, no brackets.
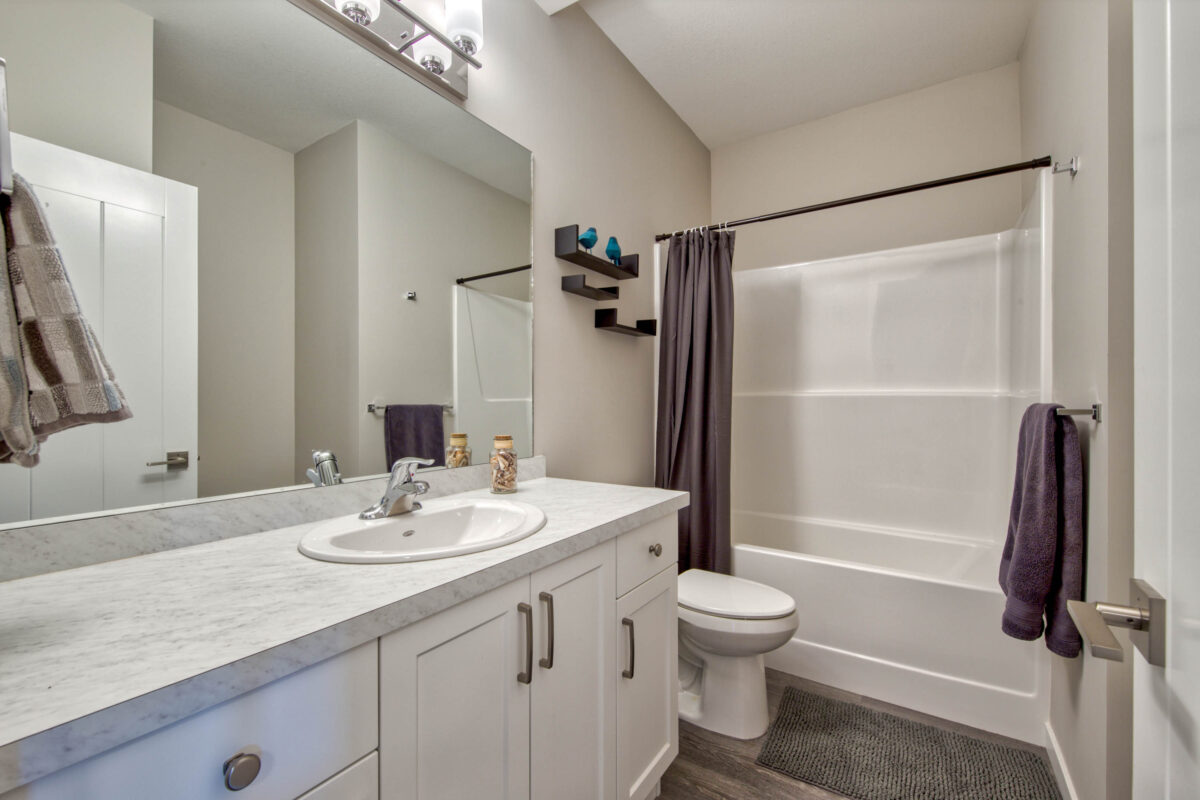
0,477,687,792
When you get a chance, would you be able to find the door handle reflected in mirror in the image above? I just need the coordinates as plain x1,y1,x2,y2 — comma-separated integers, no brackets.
146,451,189,468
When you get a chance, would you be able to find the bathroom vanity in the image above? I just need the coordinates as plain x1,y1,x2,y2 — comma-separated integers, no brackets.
0,478,686,800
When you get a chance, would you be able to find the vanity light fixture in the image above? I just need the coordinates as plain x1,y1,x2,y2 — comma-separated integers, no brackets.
335,0,381,25
446,0,484,56
304,0,483,99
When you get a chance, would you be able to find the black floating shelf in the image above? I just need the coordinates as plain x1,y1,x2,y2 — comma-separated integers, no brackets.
562,274,620,301
555,225,639,280
595,308,656,337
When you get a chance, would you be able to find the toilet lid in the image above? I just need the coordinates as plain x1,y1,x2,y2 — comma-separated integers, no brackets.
677,570,797,620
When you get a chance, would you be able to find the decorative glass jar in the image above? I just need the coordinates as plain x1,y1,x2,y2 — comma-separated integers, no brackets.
446,433,471,469
490,435,517,493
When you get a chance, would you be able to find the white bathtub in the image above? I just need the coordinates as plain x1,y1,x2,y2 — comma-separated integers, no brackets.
733,512,1049,744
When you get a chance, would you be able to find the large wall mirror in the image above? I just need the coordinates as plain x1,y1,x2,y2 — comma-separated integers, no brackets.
0,0,532,526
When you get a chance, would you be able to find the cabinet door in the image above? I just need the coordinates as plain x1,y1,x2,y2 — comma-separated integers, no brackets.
380,579,531,800
615,566,678,800
530,542,616,800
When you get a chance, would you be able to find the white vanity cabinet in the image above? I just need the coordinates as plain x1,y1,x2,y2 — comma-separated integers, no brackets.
380,516,679,800
1,509,681,800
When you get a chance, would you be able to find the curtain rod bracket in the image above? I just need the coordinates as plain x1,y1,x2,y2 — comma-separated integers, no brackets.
1053,156,1080,178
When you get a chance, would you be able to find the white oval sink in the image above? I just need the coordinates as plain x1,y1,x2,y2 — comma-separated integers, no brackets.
298,496,547,564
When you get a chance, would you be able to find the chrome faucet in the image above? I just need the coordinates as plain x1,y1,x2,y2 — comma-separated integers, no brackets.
360,457,435,519
306,450,342,487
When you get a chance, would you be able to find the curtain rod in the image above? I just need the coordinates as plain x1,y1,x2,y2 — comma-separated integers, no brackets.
456,264,532,285
655,156,1053,242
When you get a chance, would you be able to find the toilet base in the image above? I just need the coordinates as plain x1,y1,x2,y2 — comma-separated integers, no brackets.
677,651,770,740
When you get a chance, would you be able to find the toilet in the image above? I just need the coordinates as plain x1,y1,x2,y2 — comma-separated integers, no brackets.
677,569,799,740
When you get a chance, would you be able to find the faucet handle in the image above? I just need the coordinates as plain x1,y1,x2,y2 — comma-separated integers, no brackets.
388,456,435,487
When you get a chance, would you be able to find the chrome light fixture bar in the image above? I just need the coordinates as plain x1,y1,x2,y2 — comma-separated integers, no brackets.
291,0,480,100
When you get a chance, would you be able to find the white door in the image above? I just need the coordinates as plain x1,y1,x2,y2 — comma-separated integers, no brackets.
615,566,678,800
530,542,616,800
1132,0,1200,796
380,578,532,800
0,134,198,522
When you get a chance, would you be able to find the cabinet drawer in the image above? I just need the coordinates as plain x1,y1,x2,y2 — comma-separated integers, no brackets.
616,514,677,597
298,752,378,800
4,642,378,800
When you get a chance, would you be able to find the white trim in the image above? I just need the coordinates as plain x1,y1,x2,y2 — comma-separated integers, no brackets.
1044,720,1081,800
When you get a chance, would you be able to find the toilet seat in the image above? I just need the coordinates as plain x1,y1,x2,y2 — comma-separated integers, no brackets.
678,569,796,620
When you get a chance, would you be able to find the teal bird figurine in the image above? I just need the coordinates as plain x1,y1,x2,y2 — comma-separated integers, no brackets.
605,236,622,265
578,227,598,253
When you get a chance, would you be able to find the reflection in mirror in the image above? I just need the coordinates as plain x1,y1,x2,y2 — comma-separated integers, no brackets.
0,0,532,527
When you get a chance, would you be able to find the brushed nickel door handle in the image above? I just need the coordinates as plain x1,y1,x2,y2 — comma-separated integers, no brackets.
1067,578,1166,667
146,451,189,468
517,602,533,684
539,591,555,669
648,543,663,557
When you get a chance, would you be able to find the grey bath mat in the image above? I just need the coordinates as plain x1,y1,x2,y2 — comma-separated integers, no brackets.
757,687,1061,800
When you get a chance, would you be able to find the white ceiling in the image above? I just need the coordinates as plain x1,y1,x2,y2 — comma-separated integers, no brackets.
122,0,531,201
575,0,1036,149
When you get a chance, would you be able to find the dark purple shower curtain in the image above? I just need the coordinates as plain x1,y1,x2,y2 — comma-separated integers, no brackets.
655,228,736,574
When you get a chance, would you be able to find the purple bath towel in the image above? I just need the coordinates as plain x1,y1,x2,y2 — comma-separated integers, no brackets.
998,403,1084,658
383,404,445,470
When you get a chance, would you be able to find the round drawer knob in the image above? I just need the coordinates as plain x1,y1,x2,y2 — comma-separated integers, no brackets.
648,543,663,557
223,752,261,791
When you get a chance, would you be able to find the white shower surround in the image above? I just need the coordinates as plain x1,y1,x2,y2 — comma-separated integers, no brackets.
731,172,1053,743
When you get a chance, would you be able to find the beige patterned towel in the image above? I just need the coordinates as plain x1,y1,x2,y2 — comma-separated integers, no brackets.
0,195,35,463
0,174,131,467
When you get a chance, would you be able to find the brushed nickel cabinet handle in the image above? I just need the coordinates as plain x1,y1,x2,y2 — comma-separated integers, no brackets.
622,617,635,679
517,602,533,684
648,543,663,557
223,751,261,791
539,591,555,669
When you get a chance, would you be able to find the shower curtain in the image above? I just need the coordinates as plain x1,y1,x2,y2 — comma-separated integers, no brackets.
655,228,736,574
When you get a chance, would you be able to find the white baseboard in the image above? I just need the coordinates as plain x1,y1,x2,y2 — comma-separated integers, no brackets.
1044,720,1080,800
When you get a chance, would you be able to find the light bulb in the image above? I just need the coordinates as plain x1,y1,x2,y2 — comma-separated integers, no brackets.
409,1,453,75
446,0,483,55
335,0,380,25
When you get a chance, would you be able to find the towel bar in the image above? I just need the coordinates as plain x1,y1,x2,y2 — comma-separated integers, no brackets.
367,402,453,414
1056,403,1102,422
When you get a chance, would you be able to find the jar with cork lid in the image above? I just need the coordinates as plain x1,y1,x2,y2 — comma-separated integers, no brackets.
490,435,517,493
446,433,471,469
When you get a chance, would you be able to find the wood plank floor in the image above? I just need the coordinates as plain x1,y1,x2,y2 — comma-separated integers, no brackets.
659,668,1052,800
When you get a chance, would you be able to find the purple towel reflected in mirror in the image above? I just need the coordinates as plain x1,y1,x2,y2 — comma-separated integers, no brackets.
383,405,445,470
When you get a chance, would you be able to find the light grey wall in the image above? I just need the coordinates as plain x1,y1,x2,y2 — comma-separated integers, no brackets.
463,1,712,486
294,123,361,483
1020,1,1133,798
354,121,531,476
710,63,1024,271
152,101,297,498
0,0,153,172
